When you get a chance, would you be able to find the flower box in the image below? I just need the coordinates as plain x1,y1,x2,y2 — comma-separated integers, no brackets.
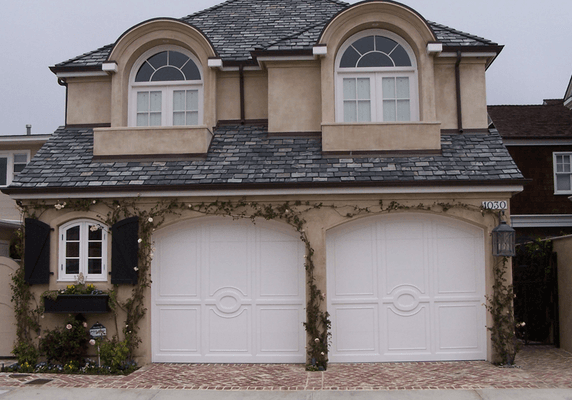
43,294,110,314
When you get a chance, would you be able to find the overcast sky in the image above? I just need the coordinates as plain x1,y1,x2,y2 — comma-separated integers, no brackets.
1,0,570,136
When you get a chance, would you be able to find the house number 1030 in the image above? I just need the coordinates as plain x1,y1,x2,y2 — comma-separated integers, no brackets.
481,201,508,210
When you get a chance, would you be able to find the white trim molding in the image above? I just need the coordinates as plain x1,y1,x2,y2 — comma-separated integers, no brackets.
9,184,524,200
511,214,572,228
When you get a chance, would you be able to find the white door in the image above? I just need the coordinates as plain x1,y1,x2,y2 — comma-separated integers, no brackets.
327,213,486,362
152,217,306,363
0,257,18,357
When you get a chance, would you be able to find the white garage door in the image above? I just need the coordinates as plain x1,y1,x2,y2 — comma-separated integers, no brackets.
327,213,486,362
152,217,306,363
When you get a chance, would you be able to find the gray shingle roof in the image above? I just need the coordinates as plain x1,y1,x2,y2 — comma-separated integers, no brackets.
8,125,523,193
52,0,499,69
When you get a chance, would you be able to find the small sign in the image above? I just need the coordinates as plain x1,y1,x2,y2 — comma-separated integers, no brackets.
89,322,107,338
482,201,508,210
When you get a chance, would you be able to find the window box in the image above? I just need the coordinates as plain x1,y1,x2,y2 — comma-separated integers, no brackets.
43,294,110,314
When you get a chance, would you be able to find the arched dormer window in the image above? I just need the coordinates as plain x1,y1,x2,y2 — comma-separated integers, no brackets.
336,30,418,123
130,46,203,127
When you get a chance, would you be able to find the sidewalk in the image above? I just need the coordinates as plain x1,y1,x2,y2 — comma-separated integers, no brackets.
1,346,572,397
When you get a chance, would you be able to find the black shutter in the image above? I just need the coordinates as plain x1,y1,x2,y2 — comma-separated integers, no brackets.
111,216,139,285
24,218,51,284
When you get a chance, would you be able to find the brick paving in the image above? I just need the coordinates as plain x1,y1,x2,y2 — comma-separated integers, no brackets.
1,346,572,391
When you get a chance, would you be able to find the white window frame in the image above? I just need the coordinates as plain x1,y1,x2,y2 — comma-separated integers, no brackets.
0,150,30,187
58,219,108,282
554,152,572,194
129,45,204,127
335,29,419,123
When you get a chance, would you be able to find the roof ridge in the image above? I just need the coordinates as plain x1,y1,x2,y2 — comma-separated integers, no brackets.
180,0,240,20
428,21,496,45
54,44,114,67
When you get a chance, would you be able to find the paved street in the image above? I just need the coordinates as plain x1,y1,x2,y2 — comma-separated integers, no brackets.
1,346,572,398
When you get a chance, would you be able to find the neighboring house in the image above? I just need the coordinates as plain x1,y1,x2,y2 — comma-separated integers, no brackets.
0,131,51,256
488,100,572,239
2,0,524,365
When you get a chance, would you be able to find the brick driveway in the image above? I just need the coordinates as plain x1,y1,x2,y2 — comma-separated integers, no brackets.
1,346,572,391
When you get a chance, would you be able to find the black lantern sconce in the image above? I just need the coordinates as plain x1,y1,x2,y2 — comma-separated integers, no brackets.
492,217,516,257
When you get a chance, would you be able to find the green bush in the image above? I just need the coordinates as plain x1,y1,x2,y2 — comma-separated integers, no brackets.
40,315,89,364
98,337,131,373
12,341,39,366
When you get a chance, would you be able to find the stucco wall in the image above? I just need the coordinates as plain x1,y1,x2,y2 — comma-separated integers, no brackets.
66,77,112,126
267,61,322,133
216,70,269,121
15,191,513,364
553,236,572,353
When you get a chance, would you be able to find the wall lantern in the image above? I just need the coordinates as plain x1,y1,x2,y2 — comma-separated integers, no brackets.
492,220,516,257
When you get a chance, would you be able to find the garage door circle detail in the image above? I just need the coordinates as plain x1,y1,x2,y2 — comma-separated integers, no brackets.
214,288,243,315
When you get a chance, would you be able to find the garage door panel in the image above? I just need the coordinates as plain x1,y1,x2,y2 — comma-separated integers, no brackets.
158,236,199,297
259,239,301,297
437,238,479,295
158,307,200,353
208,241,250,297
333,234,375,297
385,306,429,352
333,306,378,353
437,304,480,351
207,307,250,353
384,237,427,295
259,307,302,352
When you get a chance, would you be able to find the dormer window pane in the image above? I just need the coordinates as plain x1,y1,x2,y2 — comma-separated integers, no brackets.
340,47,360,68
148,51,168,69
152,67,185,82
391,46,412,67
358,52,392,68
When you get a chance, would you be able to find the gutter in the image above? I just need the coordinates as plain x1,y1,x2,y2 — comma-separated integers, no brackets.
455,51,463,133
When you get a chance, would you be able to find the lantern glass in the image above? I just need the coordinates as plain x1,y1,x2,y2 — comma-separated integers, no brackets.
492,221,516,257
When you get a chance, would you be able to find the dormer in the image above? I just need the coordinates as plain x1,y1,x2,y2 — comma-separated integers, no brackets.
95,19,217,160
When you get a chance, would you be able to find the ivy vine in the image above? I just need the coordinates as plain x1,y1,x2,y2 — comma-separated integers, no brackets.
12,197,514,370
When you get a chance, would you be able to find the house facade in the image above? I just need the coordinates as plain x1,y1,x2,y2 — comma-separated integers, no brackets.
2,0,524,365
488,100,572,239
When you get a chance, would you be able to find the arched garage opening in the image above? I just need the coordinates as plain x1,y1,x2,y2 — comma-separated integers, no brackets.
326,213,486,362
151,217,306,363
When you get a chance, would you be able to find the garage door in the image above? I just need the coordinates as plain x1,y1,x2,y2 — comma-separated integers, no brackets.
151,217,306,363
0,257,18,357
327,213,486,362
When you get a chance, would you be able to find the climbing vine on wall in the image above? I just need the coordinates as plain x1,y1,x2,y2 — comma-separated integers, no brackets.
12,197,505,370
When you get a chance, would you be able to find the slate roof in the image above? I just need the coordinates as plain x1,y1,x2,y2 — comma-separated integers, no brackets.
488,100,572,139
52,0,500,70
7,125,523,193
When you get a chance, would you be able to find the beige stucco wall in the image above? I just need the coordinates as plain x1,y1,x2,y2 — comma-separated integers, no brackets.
66,77,112,126
434,57,489,131
216,71,268,121
15,191,515,364
267,61,322,133
0,256,18,357
553,236,572,353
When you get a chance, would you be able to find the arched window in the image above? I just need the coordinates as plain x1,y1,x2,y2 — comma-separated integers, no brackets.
336,30,418,123
130,46,203,127
59,219,108,282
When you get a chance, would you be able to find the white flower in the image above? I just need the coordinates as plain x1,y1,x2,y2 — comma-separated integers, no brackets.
83,322,88,328
41,315,45,319
90,225,99,232
134,267,139,271
321,352,325,356
314,338,320,343
38,336,42,340
150,253,154,258
66,324,72,330
138,238,142,243
89,339,96,346
148,217,154,223
54,204,63,210
92,200,97,204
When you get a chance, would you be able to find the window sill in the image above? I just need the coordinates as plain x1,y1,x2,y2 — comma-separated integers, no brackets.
321,122,441,154
93,126,213,158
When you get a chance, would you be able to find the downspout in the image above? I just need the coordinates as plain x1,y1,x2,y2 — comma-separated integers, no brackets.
455,51,463,133
58,78,68,127
239,64,245,125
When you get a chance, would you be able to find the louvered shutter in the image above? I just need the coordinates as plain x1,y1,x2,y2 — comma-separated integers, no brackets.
24,218,51,284
111,216,139,284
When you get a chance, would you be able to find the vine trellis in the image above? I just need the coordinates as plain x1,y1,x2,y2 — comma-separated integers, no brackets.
11,197,515,369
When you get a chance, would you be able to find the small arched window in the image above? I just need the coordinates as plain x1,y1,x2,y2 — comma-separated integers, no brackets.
59,219,108,282
336,30,418,123
130,46,203,127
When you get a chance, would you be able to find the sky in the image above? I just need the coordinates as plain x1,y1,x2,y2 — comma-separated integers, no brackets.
0,0,570,136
